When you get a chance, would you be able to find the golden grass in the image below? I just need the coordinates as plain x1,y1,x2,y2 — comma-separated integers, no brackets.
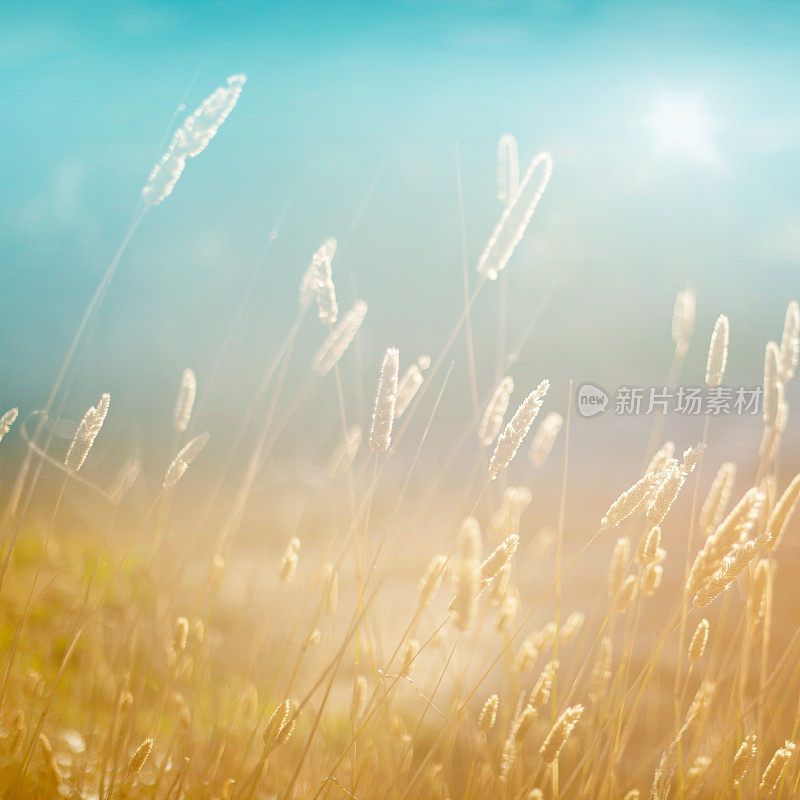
1,116,799,800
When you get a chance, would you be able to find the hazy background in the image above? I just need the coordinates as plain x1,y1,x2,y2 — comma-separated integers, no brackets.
1,0,798,495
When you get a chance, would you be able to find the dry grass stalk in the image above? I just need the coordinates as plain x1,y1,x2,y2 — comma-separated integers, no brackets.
65,392,110,471
779,300,799,380
672,288,696,348
614,575,638,613
163,431,209,488
279,537,300,584
142,74,246,206
540,705,583,763
311,237,338,324
479,376,514,446
369,347,399,452
480,533,519,584
705,314,729,387
321,562,338,616
488,379,549,479
109,457,141,504
497,134,519,204
311,300,368,376
765,473,800,550
609,537,630,599
694,540,759,607
643,563,664,596
395,357,430,418
477,151,553,281
688,618,710,663
688,487,765,594
763,341,783,430
638,526,662,566
127,738,154,774
0,407,18,444
497,593,519,631
530,659,558,707
419,554,447,606
173,368,196,433
560,611,585,645
758,741,796,796
589,639,613,704
646,463,686,527
750,559,770,622
264,699,295,752
528,411,563,469
353,675,367,721
646,441,674,475
478,694,499,731
731,734,757,785
600,471,659,529
699,461,737,533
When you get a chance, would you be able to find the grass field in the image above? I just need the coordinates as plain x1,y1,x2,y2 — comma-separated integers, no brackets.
1,72,799,800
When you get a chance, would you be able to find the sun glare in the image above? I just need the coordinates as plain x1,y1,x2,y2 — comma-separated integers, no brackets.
647,93,717,163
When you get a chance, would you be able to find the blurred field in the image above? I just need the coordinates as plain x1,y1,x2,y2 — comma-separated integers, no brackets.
2,68,800,800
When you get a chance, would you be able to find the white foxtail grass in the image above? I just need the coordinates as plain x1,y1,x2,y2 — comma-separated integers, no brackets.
779,300,799,381
263,699,295,752
451,519,481,631
369,348,399,453
479,376,513,446
601,471,658,529
646,441,674,475
642,563,663,596
65,393,110,472
688,618,710,663
109,457,141,505
763,341,782,429
671,288,696,349
173,368,196,433
311,300,368,377
395,357,430,418
759,741,796,796
127,737,154,774
699,461,736,533
418,554,447,607
608,537,630,599
705,314,729,387
478,694,499,731
163,431,209,489
731,734,758,785
299,238,331,307
478,151,553,281
646,463,686,527
540,705,583,763
279,537,300,584
0,407,18,444
311,237,338,325
141,74,246,206
765,473,800,550
530,659,558,707
488,379,549,479
479,534,519,585
528,411,563,469
497,134,519,204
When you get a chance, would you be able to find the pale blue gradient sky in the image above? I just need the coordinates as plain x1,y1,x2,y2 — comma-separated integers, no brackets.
1,1,799,469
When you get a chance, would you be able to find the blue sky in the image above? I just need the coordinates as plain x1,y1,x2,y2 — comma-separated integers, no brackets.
1,1,799,456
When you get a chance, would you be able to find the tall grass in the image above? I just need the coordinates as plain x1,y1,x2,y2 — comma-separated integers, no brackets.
0,90,799,800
